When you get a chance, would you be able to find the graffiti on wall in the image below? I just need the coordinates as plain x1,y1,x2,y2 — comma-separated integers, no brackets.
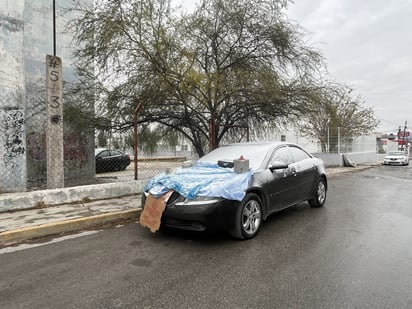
0,108,26,189
26,132,89,170
2,109,25,161
64,133,89,170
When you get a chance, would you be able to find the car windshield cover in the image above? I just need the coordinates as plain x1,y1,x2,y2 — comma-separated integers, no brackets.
145,162,252,201
198,144,272,171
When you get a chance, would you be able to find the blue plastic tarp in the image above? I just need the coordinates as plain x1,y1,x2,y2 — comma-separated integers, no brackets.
144,162,252,201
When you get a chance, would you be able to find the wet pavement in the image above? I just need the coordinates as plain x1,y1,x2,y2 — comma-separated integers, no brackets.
2,163,411,309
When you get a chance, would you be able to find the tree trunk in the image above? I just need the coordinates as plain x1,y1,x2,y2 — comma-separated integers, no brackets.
209,117,218,151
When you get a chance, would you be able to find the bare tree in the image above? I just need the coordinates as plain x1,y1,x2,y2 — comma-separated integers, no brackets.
295,83,379,152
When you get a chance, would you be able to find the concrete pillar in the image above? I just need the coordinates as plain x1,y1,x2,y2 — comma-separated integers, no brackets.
46,55,64,189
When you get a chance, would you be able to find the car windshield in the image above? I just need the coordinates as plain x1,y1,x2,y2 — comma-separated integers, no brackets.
388,151,405,156
197,143,273,171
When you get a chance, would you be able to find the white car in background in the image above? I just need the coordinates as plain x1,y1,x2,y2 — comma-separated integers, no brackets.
383,151,409,166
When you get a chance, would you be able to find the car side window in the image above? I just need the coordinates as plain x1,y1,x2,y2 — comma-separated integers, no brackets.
98,150,110,158
289,146,310,163
270,146,291,166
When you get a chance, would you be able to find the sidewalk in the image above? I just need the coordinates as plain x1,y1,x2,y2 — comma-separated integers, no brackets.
0,165,376,247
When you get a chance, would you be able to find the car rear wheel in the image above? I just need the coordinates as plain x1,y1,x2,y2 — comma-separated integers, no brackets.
309,178,327,208
231,193,262,240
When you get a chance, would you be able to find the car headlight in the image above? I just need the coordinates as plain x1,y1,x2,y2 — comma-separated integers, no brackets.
175,196,222,206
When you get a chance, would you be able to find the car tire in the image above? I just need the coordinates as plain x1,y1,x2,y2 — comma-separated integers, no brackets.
308,178,327,208
230,193,262,240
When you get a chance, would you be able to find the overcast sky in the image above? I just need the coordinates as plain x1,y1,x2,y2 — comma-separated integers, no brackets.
287,0,412,134
175,0,412,133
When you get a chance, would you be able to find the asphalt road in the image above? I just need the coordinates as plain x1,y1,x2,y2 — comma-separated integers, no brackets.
1,165,412,308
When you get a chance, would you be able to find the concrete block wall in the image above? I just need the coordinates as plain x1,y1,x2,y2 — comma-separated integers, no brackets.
315,152,379,167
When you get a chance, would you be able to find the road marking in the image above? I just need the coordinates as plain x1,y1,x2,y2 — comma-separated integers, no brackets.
0,230,101,254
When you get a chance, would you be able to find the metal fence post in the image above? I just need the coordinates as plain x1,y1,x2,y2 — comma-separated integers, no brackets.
337,127,341,154
133,102,143,180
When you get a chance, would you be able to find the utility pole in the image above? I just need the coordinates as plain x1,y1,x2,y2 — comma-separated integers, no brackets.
397,121,408,151
53,0,56,56
402,121,408,152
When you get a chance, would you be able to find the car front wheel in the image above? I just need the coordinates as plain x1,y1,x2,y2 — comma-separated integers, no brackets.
231,193,262,240
309,178,327,208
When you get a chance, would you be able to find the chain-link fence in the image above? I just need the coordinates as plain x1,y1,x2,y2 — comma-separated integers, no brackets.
95,156,187,183
312,132,378,167
92,143,195,184
0,101,380,194
319,133,377,154
0,87,194,193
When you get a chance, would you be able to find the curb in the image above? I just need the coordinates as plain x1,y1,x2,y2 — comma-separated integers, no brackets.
327,165,376,177
0,180,147,212
0,209,141,247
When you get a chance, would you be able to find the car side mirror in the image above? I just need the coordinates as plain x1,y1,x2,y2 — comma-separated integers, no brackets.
269,160,289,171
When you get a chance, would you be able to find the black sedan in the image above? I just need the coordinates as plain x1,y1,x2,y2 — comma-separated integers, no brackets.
142,142,327,239
95,148,131,173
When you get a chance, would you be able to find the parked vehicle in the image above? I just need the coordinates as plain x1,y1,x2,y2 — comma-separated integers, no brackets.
95,148,131,173
142,141,327,239
383,151,409,166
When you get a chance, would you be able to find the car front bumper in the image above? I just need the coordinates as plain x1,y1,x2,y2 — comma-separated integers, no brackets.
161,198,239,232
384,160,408,165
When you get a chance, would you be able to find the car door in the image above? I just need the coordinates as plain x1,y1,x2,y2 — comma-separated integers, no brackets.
110,150,123,170
264,146,298,212
96,150,111,172
288,146,318,201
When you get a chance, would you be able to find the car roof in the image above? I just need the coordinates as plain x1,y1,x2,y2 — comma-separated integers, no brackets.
221,141,295,148
95,148,108,155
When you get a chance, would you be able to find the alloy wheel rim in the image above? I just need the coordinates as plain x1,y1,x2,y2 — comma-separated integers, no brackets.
242,200,261,234
317,181,326,204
